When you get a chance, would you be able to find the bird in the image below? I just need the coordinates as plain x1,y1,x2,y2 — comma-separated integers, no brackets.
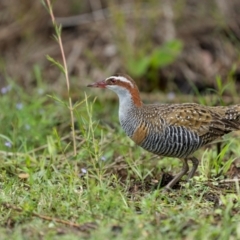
87,74,240,189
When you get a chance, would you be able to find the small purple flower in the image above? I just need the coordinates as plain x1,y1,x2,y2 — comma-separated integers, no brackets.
101,156,107,161
4,141,12,148
1,85,11,94
16,103,23,110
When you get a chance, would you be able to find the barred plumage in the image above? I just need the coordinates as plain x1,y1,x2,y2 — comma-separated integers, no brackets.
87,74,240,189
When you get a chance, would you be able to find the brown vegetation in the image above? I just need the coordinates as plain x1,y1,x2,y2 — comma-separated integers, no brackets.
1,0,240,94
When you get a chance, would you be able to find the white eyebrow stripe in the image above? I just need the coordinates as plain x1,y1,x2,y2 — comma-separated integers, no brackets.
106,76,134,88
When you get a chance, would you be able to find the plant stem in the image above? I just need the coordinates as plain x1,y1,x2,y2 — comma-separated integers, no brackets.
45,0,77,156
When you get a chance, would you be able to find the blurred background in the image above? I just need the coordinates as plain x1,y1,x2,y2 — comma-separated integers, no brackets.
1,0,240,95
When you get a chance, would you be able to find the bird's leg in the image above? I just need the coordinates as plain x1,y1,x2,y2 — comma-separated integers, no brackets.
187,157,199,180
165,158,189,189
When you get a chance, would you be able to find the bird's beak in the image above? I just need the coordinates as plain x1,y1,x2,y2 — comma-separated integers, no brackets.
87,80,107,89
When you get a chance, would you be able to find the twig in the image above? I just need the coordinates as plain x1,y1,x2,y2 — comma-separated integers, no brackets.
219,179,240,184
89,0,105,21
45,0,77,156
3,203,97,232
0,151,29,157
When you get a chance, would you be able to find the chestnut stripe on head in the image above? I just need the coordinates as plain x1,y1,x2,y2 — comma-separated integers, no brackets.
106,76,134,88
105,75,142,107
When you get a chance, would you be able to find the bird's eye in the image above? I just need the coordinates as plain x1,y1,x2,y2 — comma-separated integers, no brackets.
110,79,116,84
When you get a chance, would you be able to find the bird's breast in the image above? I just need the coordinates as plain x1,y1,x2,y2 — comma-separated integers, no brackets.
131,123,149,145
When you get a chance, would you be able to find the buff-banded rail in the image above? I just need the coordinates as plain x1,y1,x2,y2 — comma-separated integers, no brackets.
87,74,240,189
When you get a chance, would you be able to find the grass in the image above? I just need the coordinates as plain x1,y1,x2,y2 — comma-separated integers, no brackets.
0,75,240,240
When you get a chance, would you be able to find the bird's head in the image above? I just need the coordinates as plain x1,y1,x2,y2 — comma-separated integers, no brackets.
87,74,142,107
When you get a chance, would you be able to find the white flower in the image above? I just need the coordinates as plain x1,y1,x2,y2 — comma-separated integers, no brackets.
81,168,87,174
4,141,12,148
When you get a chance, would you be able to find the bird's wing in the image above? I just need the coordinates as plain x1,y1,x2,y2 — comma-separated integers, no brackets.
161,104,215,135
163,103,240,136
146,103,240,145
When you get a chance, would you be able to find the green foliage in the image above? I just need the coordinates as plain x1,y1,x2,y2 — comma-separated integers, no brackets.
150,40,183,68
200,140,236,180
47,55,65,74
0,80,59,151
190,66,238,106
126,39,183,78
